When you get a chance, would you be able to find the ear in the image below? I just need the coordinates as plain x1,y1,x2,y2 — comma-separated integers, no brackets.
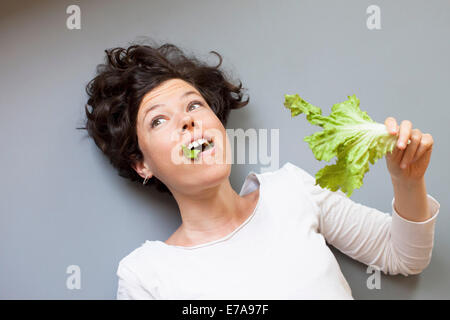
132,160,153,180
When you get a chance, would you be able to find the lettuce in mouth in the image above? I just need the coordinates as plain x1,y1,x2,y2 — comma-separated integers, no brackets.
283,94,398,197
182,144,201,159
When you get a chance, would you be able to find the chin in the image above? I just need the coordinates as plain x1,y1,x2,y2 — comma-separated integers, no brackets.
191,163,230,187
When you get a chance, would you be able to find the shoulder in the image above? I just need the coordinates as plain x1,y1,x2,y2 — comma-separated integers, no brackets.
117,241,161,275
269,161,325,212
281,161,315,182
262,161,315,188
260,161,317,206
116,242,162,299
279,161,334,196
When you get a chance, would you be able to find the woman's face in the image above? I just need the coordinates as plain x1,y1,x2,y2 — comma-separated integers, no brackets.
134,78,231,194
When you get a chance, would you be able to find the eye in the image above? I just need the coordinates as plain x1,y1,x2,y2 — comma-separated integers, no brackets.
188,101,203,111
150,101,204,128
151,117,166,128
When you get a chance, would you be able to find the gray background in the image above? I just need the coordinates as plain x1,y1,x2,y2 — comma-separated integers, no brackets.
0,0,448,299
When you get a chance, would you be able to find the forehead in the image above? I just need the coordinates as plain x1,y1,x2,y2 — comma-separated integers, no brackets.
140,79,198,108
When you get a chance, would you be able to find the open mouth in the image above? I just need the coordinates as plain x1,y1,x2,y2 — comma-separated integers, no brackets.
181,137,215,160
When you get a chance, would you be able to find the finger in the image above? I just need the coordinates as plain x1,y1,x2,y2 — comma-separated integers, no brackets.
400,129,421,168
386,139,404,162
411,133,434,163
384,117,399,135
397,120,412,150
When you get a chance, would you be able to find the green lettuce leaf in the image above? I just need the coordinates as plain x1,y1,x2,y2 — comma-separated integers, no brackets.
284,94,397,197
182,144,201,159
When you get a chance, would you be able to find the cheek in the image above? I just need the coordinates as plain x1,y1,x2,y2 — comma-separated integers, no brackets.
147,137,172,158
146,133,183,168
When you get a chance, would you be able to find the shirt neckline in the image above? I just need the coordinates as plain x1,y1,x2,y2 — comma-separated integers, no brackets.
153,170,263,250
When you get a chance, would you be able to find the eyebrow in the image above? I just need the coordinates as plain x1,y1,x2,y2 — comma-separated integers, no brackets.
143,90,202,123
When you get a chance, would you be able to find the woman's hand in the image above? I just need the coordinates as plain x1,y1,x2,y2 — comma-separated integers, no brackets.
384,117,434,182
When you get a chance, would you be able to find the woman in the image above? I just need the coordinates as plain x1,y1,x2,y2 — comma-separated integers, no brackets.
80,41,440,299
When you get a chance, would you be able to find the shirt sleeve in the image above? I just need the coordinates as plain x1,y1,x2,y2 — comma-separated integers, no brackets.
284,162,441,276
116,262,158,300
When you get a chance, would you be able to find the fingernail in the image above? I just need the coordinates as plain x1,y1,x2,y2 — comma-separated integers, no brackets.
398,142,405,148
400,163,406,169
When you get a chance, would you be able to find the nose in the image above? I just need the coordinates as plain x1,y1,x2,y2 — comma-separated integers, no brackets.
180,115,197,133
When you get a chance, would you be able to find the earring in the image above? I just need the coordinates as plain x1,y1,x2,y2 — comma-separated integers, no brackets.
143,175,150,185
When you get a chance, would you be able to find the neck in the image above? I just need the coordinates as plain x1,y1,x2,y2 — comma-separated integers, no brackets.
170,178,252,244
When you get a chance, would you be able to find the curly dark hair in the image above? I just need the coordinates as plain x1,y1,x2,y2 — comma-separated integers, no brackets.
76,41,250,196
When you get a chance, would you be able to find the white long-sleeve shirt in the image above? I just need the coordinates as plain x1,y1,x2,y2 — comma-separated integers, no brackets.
116,161,440,299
